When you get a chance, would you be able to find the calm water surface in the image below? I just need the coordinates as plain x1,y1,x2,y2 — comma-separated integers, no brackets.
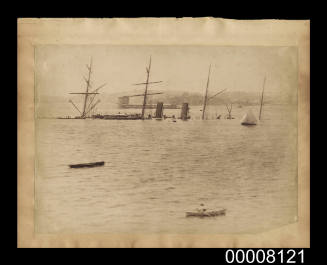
35,105,297,234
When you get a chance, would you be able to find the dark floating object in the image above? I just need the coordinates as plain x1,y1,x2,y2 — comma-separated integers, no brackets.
186,208,226,218
69,161,105,168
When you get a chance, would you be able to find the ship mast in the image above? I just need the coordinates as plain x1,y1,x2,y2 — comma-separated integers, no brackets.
69,57,106,118
81,58,92,118
202,64,211,120
132,56,162,119
259,76,266,120
142,56,151,119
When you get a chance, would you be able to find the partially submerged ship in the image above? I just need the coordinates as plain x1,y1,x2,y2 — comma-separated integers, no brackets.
91,113,144,120
66,58,106,119
99,56,164,120
63,56,166,120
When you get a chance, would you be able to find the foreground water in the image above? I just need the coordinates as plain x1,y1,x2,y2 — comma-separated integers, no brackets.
35,105,297,234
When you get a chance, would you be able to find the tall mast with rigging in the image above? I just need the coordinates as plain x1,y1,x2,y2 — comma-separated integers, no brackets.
202,64,211,120
69,57,106,118
142,56,151,119
132,56,162,119
259,76,266,120
82,57,92,118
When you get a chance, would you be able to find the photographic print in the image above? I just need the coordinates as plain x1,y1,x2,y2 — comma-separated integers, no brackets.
18,18,310,248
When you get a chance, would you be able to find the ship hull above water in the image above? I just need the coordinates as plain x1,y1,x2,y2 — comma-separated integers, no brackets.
92,114,143,120
119,104,180,109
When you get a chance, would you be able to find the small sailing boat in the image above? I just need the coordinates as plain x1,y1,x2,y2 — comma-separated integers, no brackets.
241,109,257,125
240,76,266,126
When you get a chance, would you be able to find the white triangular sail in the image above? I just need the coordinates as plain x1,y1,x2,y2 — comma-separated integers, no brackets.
241,109,257,125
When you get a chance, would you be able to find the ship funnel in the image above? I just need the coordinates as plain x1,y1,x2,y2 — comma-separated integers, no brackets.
181,103,189,120
155,102,164,118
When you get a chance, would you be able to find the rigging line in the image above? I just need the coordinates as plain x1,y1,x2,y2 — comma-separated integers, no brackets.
85,83,107,113
85,94,97,114
82,57,92,117
90,83,106,94
69,100,82,115
132,81,163,86
128,92,163,97
202,64,211,120
207,88,227,101
85,100,100,116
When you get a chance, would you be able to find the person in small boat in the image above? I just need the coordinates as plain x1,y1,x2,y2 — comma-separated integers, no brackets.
197,204,207,213
195,208,207,213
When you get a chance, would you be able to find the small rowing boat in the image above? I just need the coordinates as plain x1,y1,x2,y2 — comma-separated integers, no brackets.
186,208,226,218
69,161,105,168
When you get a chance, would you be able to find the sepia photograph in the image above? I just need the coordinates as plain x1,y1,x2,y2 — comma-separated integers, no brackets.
18,18,310,248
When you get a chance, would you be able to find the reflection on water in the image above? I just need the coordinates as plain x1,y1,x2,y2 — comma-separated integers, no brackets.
35,105,297,234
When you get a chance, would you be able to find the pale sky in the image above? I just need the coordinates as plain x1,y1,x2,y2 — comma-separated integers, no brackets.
35,45,297,102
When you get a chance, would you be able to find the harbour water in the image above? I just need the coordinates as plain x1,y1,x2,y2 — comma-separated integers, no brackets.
35,104,298,234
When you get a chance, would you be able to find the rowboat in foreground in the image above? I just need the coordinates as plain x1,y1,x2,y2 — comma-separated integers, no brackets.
186,208,226,218
69,161,105,168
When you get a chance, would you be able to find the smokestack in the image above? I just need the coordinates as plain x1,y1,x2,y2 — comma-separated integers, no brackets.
155,102,164,118
181,103,189,120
